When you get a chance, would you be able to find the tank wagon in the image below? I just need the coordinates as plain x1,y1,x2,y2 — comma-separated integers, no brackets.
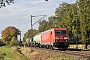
32,32,43,47
26,38,31,46
26,32,43,47
26,28,69,50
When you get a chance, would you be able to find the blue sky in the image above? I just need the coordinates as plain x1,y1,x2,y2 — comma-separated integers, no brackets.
0,0,76,40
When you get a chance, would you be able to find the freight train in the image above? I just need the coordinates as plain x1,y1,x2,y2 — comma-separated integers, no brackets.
26,28,69,50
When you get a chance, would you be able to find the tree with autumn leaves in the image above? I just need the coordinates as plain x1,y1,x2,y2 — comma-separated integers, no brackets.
1,26,20,45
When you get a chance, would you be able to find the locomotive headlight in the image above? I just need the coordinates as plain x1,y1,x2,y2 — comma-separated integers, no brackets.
55,37,59,39
55,39,58,42
65,40,68,42
64,37,68,39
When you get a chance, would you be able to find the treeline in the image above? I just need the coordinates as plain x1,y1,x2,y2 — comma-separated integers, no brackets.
23,0,90,45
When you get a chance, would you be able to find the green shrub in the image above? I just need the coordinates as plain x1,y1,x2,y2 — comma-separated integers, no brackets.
9,36,19,46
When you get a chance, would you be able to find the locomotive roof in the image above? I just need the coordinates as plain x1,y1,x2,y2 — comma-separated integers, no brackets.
34,28,67,36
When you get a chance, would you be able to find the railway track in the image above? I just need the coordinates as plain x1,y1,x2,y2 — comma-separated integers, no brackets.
28,46,90,60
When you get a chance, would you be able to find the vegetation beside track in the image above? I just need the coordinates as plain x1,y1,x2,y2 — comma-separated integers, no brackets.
19,47,72,60
0,46,29,60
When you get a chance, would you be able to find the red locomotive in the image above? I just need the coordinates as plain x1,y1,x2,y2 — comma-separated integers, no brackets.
26,28,69,50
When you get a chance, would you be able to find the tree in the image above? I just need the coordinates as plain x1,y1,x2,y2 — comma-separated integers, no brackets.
54,2,82,44
55,2,76,41
0,0,14,8
1,26,20,45
22,29,38,42
47,16,57,28
38,20,48,32
78,0,90,48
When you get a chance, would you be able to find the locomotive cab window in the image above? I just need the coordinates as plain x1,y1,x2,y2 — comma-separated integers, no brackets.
61,30,66,34
55,30,60,34
55,30,66,34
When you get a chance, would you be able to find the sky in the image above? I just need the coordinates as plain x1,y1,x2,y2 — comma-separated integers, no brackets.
0,0,76,40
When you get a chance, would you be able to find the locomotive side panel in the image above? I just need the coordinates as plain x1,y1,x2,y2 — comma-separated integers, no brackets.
41,28,55,45
41,31,52,45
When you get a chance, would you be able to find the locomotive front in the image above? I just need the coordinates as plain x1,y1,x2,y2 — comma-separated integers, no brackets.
53,28,69,50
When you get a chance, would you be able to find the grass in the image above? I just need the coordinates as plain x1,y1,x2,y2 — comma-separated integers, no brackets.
0,46,30,60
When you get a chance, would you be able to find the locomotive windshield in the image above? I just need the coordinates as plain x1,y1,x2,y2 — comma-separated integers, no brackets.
61,30,66,34
55,30,66,34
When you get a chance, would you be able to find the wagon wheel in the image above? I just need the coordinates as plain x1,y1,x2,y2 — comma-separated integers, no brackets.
50,45,54,50
39,44,42,48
